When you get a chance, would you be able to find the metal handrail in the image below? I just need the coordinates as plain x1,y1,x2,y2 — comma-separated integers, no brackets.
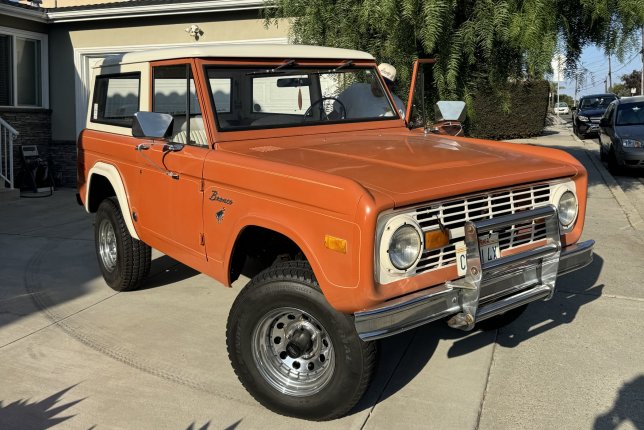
0,116,18,136
0,115,19,189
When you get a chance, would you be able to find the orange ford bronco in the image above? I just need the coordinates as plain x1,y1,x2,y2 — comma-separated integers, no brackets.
77,45,594,420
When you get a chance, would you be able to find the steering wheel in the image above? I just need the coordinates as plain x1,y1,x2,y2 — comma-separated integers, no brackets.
303,97,346,121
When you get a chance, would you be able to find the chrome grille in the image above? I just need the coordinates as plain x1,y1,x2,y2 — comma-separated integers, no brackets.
413,183,551,274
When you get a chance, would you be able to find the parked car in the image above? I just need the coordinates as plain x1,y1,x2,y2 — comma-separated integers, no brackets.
77,45,595,421
599,96,644,173
554,102,570,115
573,93,617,139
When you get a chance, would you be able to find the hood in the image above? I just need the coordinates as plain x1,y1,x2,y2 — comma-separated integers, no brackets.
223,132,578,207
615,125,644,140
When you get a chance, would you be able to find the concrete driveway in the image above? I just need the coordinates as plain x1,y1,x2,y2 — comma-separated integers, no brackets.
1,125,643,429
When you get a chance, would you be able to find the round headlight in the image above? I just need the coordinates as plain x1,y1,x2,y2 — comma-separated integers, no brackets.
557,190,578,227
388,224,422,270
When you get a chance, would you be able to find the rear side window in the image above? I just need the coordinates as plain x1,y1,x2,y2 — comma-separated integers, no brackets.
91,73,140,127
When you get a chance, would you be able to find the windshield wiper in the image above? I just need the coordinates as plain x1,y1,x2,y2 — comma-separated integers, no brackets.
333,60,353,71
246,59,297,76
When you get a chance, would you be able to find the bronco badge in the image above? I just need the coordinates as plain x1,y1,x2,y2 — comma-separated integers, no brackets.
210,190,233,205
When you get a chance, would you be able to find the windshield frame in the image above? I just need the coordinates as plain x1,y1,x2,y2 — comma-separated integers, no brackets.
199,59,402,138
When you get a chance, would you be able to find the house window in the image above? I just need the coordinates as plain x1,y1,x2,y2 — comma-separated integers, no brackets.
0,28,48,108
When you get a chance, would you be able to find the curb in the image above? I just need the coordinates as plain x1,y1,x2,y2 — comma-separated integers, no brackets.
571,133,644,231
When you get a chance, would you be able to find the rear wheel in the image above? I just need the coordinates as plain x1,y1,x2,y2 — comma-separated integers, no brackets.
95,197,151,291
226,261,376,420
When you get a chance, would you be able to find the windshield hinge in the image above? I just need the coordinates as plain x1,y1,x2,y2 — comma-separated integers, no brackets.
200,233,205,246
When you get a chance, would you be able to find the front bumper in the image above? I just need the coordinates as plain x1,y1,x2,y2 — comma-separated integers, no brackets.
578,122,599,134
355,206,595,340
618,147,644,168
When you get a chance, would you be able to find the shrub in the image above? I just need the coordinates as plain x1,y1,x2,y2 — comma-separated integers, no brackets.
467,80,550,140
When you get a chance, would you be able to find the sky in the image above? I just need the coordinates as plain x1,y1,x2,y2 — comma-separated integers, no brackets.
556,44,643,99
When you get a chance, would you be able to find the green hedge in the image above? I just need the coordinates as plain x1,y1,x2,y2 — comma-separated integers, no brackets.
467,80,550,140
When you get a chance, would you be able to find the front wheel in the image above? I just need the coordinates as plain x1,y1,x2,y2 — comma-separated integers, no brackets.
95,197,151,291
607,148,624,176
226,261,376,420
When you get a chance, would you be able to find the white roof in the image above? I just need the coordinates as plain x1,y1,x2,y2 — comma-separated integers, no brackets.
95,44,375,68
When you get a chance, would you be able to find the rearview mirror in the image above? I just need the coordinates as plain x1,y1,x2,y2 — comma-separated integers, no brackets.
277,77,311,87
132,112,173,139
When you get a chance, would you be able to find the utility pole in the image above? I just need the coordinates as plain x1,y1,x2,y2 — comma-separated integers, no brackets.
604,78,608,93
574,73,578,106
608,52,612,92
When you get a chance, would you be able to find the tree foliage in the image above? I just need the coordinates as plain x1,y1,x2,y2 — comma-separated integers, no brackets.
620,70,642,93
264,0,644,101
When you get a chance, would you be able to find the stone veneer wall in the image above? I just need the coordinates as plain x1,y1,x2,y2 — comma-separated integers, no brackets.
0,109,77,188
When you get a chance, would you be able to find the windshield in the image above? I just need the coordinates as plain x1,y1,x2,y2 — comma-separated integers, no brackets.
616,102,644,126
580,96,616,110
205,65,400,131
555,102,567,108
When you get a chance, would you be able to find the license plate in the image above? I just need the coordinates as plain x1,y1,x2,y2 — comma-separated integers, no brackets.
479,233,500,264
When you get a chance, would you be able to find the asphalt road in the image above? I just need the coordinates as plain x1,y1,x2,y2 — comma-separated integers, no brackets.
0,123,643,429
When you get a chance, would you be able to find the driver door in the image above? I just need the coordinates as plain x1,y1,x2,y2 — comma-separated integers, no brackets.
135,61,211,269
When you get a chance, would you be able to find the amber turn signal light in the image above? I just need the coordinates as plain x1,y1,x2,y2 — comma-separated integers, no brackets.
325,235,347,254
424,229,450,250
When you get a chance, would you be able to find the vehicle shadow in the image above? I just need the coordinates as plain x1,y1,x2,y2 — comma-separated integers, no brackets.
353,253,603,414
138,255,200,291
0,385,85,429
186,420,213,430
594,374,644,430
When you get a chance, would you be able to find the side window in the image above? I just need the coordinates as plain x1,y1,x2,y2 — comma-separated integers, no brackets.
153,64,207,147
91,73,140,127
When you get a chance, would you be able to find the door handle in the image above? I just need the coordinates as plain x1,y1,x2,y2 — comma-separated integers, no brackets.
135,143,150,151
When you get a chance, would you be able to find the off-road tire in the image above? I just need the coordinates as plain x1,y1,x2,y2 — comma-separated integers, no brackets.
226,261,377,421
95,197,151,291
476,304,528,331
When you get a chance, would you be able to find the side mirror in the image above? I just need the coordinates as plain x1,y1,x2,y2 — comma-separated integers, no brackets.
132,112,173,139
434,101,467,122
599,117,610,128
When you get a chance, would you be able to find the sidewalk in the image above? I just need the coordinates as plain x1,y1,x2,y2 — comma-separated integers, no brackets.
0,130,643,429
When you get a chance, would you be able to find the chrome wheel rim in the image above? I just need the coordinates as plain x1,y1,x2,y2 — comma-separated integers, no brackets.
98,219,118,272
252,307,335,397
